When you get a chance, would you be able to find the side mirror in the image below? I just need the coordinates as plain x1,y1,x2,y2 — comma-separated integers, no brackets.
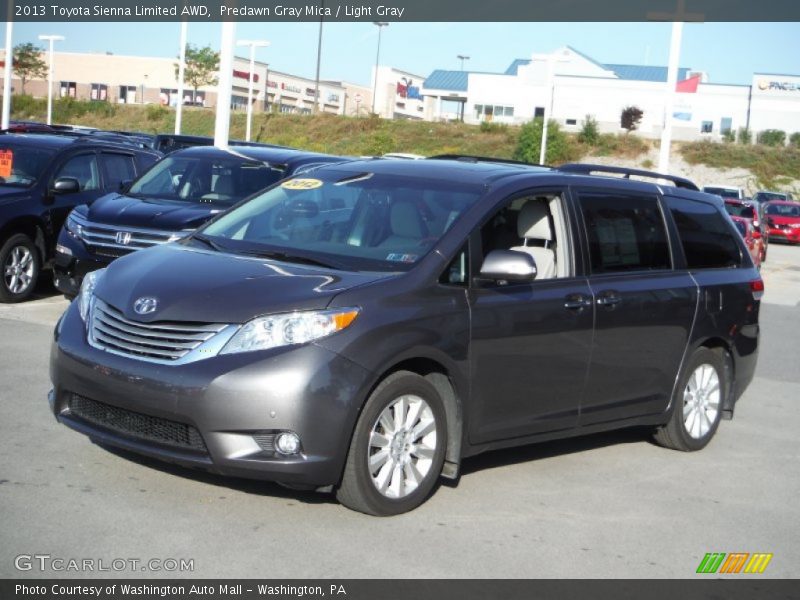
479,250,537,283
51,177,80,194
119,179,133,192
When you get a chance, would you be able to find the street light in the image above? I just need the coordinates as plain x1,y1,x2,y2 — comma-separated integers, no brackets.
38,34,64,126
2,21,13,130
175,21,188,135
371,22,388,115
457,54,470,71
236,39,270,142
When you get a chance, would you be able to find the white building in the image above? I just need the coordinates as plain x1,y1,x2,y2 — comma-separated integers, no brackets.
371,66,427,120
420,46,800,142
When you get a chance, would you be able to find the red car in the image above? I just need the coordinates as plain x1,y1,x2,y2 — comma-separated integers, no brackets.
764,201,800,244
731,216,763,269
723,199,768,261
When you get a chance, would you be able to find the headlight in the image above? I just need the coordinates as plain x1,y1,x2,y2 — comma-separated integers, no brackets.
78,269,105,322
220,308,359,355
789,223,800,229
65,212,85,239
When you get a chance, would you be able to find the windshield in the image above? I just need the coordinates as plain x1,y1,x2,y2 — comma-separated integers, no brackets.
766,203,800,217
755,192,786,202
198,172,483,271
0,144,57,187
128,152,283,205
704,187,739,199
724,203,755,219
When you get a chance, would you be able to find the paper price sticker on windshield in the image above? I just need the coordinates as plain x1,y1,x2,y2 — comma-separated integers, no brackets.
282,178,323,190
0,149,13,179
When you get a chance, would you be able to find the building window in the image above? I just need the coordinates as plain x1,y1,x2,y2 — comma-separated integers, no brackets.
720,117,733,134
396,102,406,109
90,84,108,101
60,82,77,98
474,104,514,121
701,121,713,134
159,88,178,106
566,118,577,126
534,107,545,118
119,85,137,104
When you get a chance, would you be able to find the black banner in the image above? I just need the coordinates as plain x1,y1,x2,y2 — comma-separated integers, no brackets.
2,0,800,22
2,579,800,600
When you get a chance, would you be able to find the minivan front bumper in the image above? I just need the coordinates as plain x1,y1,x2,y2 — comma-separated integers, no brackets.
49,302,372,487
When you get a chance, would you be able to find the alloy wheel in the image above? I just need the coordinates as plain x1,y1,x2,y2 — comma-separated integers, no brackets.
3,245,35,295
682,363,720,439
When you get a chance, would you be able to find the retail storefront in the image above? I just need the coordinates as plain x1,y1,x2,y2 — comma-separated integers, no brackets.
421,46,800,142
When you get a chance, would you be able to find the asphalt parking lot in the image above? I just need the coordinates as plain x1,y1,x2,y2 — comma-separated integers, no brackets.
1,245,798,579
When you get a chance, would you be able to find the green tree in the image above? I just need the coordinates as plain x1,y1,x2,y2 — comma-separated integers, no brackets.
175,44,220,103
13,43,47,94
578,114,599,145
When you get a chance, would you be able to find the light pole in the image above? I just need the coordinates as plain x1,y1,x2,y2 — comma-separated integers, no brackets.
38,34,64,126
457,54,470,71
175,21,187,134
236,39,269,141
371,21,388,115
2,20,13,130
214,21,236,148
313,0,324,114
658,22,684,175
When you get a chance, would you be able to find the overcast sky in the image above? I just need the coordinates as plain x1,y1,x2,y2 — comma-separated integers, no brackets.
7,21,800,87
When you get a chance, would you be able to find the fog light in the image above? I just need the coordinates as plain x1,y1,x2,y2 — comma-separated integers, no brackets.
275,432,301,455
56,244,72,256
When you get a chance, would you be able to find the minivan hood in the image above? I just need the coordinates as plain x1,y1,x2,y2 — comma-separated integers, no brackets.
88,193,224,231
95,243,395,324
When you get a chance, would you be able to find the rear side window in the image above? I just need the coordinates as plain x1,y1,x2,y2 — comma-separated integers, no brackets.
100,153,137,190
578,192,671,274
665,196,741,269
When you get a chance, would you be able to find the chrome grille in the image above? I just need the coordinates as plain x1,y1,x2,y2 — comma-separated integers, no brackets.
69,211,185,255
89,299,227,361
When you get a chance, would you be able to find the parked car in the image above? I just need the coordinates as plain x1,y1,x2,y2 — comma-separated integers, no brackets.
731,216,763,269
54,145,351,297
763,201,800,244
702,184,745,200
0,133,160,302
49,160,761,515
722,199,768,262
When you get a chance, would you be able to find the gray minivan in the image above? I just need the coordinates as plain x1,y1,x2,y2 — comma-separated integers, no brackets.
49,159,761,515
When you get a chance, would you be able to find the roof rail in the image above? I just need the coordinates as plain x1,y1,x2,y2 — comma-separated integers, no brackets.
558,163,698,191
427,154,549,168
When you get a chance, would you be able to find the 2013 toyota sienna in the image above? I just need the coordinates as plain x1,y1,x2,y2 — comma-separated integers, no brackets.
49,158,762,515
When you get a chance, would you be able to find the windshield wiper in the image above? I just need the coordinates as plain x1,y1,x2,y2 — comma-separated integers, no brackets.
239,249,343,270
190,233,227,253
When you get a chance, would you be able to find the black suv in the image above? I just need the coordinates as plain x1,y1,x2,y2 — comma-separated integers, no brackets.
54,145,350,296
0,133,160,302
50,160,761,515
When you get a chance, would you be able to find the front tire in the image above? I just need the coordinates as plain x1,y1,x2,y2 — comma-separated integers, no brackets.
0,234,40,303
336,371,447,516
653,347,726,451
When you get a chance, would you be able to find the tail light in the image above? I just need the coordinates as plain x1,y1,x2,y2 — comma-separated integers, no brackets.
750,278,764,301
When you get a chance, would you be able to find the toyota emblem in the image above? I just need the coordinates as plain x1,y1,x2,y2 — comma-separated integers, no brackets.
133,297,158,315
116,231,132,245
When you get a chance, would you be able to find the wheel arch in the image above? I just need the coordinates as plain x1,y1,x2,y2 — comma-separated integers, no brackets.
694,336,736,419
0,217,48,264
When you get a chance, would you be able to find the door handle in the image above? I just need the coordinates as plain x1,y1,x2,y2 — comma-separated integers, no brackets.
596,291,622,307
564,294,592,310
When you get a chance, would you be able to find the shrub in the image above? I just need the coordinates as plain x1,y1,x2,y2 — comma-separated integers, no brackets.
578,114,600,145
790,132,800,149
621,106,643,132
479,121,507,134
737,127,752,145
145,104,168,122
513,117,578,165
722,129,736,143
757,129,786,147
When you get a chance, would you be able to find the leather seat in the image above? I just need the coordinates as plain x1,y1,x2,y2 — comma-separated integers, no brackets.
510,201,556,279
380,200,428,247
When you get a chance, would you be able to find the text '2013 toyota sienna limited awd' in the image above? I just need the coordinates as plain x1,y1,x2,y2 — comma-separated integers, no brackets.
49,158,761,515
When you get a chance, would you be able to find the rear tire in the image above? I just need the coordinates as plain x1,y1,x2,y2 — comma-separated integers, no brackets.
336,371,447,516
654,347,726,451
0,234,40,303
